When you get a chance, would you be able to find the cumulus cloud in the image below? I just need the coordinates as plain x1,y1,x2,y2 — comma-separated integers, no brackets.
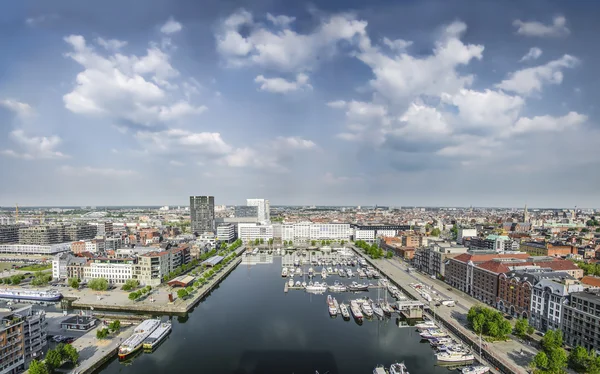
96,37,128,51
382,37,413,52
2,130,67,160
216,9,367,72
273,136,316,150
0,99,34,118
509,112,587,135
513,16,569,38
519,47,542,62
25,14,58,27
254,73,312,94
266,13,296,27
160,17,182,34
496,54,578,96
62,34,205,127
135,129,232,156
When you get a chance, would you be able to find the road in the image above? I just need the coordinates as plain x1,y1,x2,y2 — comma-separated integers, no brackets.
354,250,535,374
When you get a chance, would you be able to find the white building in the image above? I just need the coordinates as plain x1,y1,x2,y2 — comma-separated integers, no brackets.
355,229,375,241
530,276,584,332
83,260,134,284
0,243,71,255
85,239,105,253
281,222,352,242
0,216,15,225
238,223,273,242
217,223,236,243
246,198,270,223
457,228,477,244
376,229,397,238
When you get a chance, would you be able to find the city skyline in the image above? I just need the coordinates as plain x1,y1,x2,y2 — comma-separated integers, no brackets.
2,0,600,207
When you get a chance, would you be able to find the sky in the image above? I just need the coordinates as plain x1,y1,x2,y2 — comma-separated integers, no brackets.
1,0,599,208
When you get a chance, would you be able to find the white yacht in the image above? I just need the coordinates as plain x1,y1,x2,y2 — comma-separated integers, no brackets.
415,320,437,331
436,351,475,363
295,281,301,287
390,362,410,374
296,267,302,276
327,295,337,316
328,282,347,292
346,268,353,277
327,267,333,273
282,268,288,277
373,365,386,374
119,319,160,359
301,281,307,288
339,303,350,319
461,366,490,374
321,268,327,278
305,282,328,293
143,321,172,350
361,300,374,317
288,278,294,287
420,329,449,339
371,300,384,318
350,300,363,320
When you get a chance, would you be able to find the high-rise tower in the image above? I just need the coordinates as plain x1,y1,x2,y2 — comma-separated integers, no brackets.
190,196,215,234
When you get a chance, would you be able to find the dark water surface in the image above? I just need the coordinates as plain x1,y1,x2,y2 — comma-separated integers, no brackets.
98,258,452,374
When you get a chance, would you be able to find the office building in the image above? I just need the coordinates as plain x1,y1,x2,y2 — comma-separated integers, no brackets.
190,196,215,234
456,228,477,245
83,257,135,284
234,206,259,220
0,225,19,244
413,242,468,278
562,291,600,352
520,241,578,257
217,223,236,243
246,199,270,222
238,223,274,243
530,275,583,332
280,222,352,242
0,243,70,256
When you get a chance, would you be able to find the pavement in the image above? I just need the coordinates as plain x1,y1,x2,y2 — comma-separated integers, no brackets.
360,253,535,374
70,325,134,374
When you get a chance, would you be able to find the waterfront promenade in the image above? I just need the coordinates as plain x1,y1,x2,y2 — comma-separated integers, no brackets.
71,325,135,374
351,247,534,374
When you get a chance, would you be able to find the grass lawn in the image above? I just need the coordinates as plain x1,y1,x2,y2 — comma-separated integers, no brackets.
17,263,52,272
0,263,18,271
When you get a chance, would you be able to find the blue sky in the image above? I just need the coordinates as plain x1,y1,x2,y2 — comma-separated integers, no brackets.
1,0,598,208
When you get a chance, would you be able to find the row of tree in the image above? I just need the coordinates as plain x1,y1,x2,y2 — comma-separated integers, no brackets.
0,274,25,285
530,330,600,374
466,306,512,340
176,252,238,300
128,285,152,301
570,260,600,277
88,278,109,291
31,271,53,286
121,279,140,291
355,240,385,259
96,319,121,339
29,343,79,374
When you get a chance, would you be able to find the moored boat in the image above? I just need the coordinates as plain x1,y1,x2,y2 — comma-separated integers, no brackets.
282,268,288,277
340,303,350,319
119,319,160,359
420,329,449,339
371,300,384,318
415,320,437,331
0,289,62,302
143,321,172,350
461,365,490,374
348,281,369,292
288,278,294,287
361,300,374,317
350,300,363,320
390,362,410,374
436,351,475,363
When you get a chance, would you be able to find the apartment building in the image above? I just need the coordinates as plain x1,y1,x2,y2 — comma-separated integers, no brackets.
216,223,236,243
63,223,97,242
0,304,47,374
133,245,191,286
190,196,215,234
238,223,274,243
464,235,519,252
18,225,62,245
104,237,122,252
562,291,600,352
0,225,19,244
83,257,135,284
413,242,468,279
85,239,105,253
520,241,578,257
457,228,477,244
530,275,584,332
353,225,411,243
0,243,70,256
246,199,270,222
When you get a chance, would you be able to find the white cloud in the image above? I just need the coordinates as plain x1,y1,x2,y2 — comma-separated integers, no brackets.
273,136,316,150
62,34,205,127
442,89,524,130
0,99,34,118
59,165,137,177
220,147,285,171
2,130,67,160
519,47,542,62
135,129,232,156
25,14,58,27
382,37,413,52
160,17,182,34
326,100,347,109
355,21,484,104
266,13,296,28
216,10,367,72
96,38,128,51
513,16,569,38
254,73,312,93
509,112,587,135
496,54,578,96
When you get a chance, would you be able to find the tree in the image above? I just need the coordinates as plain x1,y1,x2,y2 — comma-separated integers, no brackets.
185,286,194,294
121,279,139,291
386,251,393,259
514,318,532,338
541,330,564,351
340,240,345,246
88,278,109,291
96,328,109,339
28,359,49,374
128,291,139,301
177,289,188,299
68,277,80,289
530,352,549,371
45,348,62,371
109,320,121,332
311,240,316,246
268,238,274,246
431,228,441,236
547,347,568,372
569,346,589,372
472,313,485,334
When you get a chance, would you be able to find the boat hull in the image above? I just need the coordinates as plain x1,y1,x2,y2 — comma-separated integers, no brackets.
119,343,143,359
0,293,62,302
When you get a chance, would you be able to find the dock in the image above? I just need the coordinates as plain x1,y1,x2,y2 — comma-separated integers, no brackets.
71,325,135,374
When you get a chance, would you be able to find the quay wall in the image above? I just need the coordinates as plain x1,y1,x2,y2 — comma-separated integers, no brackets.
349,246,516,374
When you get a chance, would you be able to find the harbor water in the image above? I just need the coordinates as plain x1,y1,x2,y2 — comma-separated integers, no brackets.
97,256,454,374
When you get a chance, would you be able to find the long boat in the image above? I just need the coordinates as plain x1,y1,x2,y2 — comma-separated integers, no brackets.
143,322,172,350
118,319,160,359
0,289,62,302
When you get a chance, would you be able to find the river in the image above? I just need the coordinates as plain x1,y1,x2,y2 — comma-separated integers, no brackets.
97,256,454,374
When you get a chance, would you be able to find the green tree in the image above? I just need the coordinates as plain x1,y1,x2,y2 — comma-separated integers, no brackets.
68,277,80,289
121,279,139,291
568,346,589,372
185,286,194,294
547,347,568,372
28,359,49,374
109,320,121,332
514,318,531,337
45,348,62,371
88,278,109,291
430,228,441,236
177,289,188,299
96,328,109,339
128,292,139,301
340,240,345,246
541,330,564,351
311,240,316,246
386,251,393,259
531,352,549,371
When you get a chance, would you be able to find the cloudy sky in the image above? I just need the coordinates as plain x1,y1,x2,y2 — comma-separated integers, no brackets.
1,0,599,208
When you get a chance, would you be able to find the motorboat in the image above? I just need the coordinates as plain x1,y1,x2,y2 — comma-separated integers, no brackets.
340,303,350,319
308,267,314,277
380,301,393,316
328,283,347,292
420,329,449,339
143,321,171,350
350,300,363,320
348,281,369,292
295,281,301,287
357,269,366,278
461,366,490,374
436,351,475,363
327,267,333,273
327,295,337,316
305,282,328,293
119,319,160,359
346,268,353,277
373,365,386,374
371,270,381,279
361,300,374,317
288,278,294,287
415,320,437,331
390,362,410,374
296,268,302,276
282,268,288,277
321,268,327,278
338,269,345,277
0,289,62,302
429,337,454,347
302,281,307,288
